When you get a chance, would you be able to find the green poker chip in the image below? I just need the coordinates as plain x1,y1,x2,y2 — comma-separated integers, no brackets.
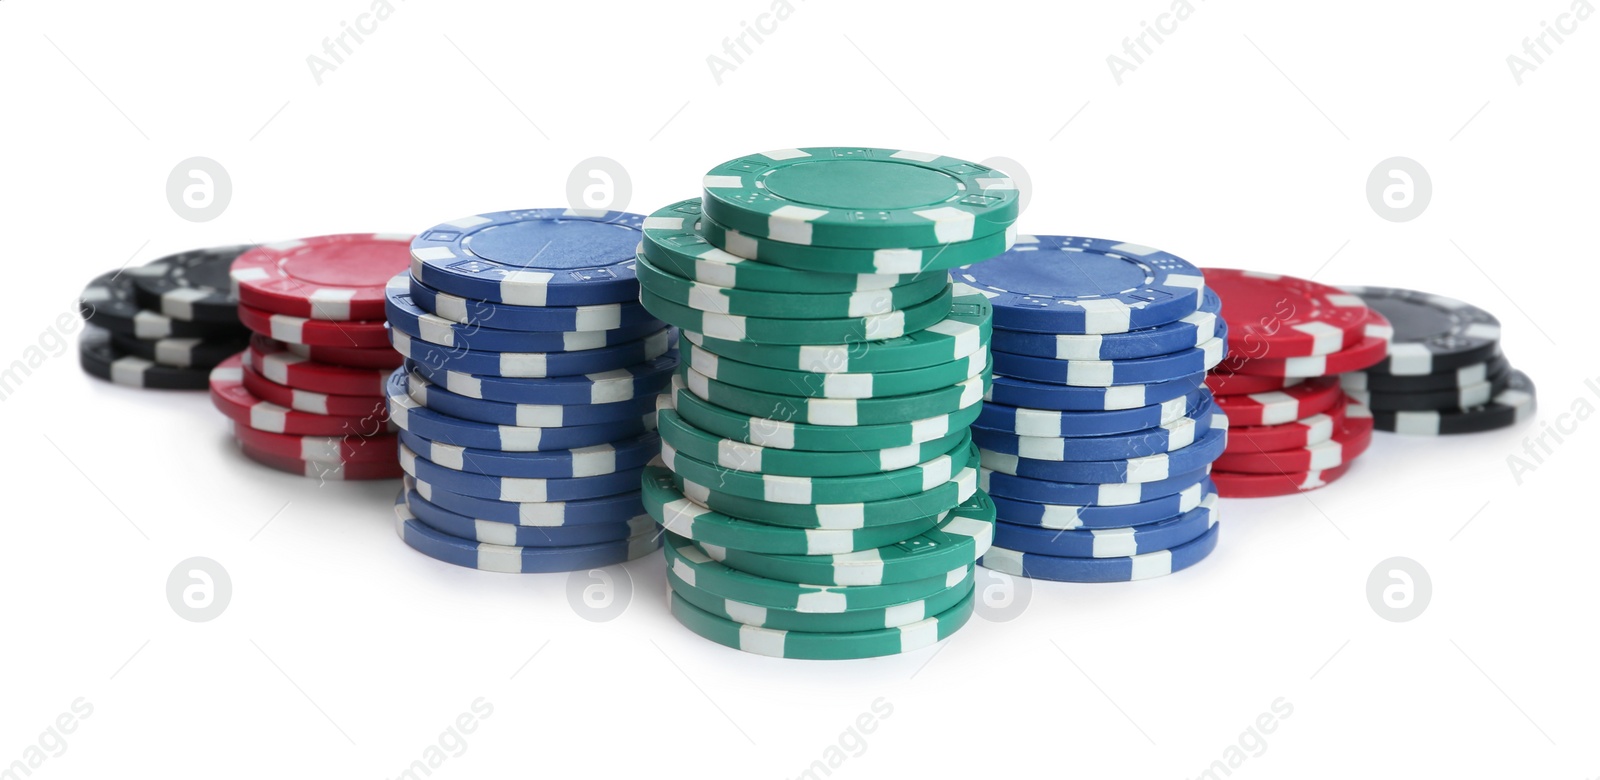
676,461,979,530
680,363,988,427
636,251,949,320
683,282,991,373
700,210,1015,275
670,378,982,452
682,337,987,400
661,430,972,505
640,284,952,345
700,147,1019,251
664,533,974,612
658,406,968,477
668,567,972,634
643,464,939,554
694,490,996,586
640,199,934,294
667,588,974,659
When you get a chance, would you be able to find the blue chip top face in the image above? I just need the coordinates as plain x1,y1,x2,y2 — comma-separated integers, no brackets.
954,235,1205,336
410,209,647,307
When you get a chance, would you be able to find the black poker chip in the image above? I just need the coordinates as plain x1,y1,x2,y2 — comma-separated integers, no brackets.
1371,369,1536,435
1347,363,1512,412
79,260,248,341
1342,355,1509,394
109,332,248,370
129,245,253,324
79,326,211,390
1340,286,1501,375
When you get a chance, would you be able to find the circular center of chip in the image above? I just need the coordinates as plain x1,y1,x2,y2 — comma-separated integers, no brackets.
978,247,1148,298
280,238,410,286
1361,296,1452,340
761,160,961,211
466,221,639,270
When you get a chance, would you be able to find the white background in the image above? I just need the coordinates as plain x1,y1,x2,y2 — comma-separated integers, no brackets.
2,1,1597,778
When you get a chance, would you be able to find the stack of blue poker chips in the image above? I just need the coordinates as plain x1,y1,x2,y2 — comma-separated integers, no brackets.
951,235,1229,583
384,209,674,573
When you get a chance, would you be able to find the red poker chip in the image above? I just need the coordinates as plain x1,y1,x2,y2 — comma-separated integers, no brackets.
232,422,397,464
237,440,403,480
1204,269,1372,358
230,234,412,320
1212,461,1353,498
246,335,390,396
210,355,392,436
1218,308,1393,378
1213,376,1342,426
285,341,403,369
238,303,390,348
1225,400,1347,452
240,360,389,417
1206,372,1304,396
1213,402,1373,473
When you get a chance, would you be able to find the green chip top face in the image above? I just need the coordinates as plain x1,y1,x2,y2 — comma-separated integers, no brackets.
701,148,1019,248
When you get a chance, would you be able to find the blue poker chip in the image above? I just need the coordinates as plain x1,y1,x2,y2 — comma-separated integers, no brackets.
980,521,1220,582
993,490,1218,558
386,274,663,352
405,369,656,427
400,443,646,502
406,353,676,406
390,326,670,379
398,429,660,479
953,235,1206,335
395,495,659,573
988,288,1224,360
407,274,663,333
981,464,1211,507
991,324,1227,386
387,369,655,451
976,390,1208,438
987,370,1206,412
991,478,1215,530
409,209,646,306
979,424,1227,484
406,476,646,527
973,394,1217,462
401,490,653,547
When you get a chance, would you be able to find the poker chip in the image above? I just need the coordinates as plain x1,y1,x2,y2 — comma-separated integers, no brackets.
408,352,676,406
409,209,646,306
395,498,659,573
667,587,974,660
640,200,933,293
981,464,1212,507
387,370,653,452
239,441,403,480
680,338,987,400
386,274,663,353
670,377,981,452
987,371,1206,412
399,443,646,502
80,262,248,340
1218,306,1392,378
1371,370,1536,435
240,361,388,417
990,333,1226,386
989,479,1213,530
283,341,404,369
661,437,974,506
211,356,391,437
1211,462,1353,498
659,406,968,478
404,274,664,333
1212,404,1373,474
701,209,1016,276
641,284,952,345
406,370,656,428
979,425,1228,485
1341,355,1509,394
1204,269,1371,358
680,283,991,374
389,327,670,379
667,568,971,635
700,147,1018,252
110,332,248,370
1340,286,1502,375
128,245,253,323
676,465,978,530
972,394,1218,462
398,428,659,480
237,303,390,348
636,250,951,320
980,522,1220,583
664,536,973,614
246,336,390,396
1206,372,1304,396
231,234,412,320
988,288,1223,361
403,490,654,547
1346,367,1511,412
231,423,396,464
1225,402,1345,453
953,235,1206,334
681,364,987,427
407,476,645,528
79,326,212,390
1213,376,1343,426
976,391,1206,437
992,491,1218,558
